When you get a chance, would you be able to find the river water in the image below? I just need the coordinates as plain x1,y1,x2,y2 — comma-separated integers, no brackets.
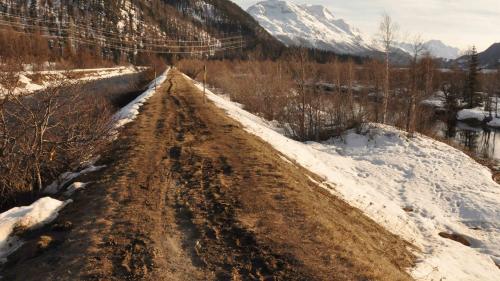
436,121,500,160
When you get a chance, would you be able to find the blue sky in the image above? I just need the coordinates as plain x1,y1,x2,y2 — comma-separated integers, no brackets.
232,0,500,52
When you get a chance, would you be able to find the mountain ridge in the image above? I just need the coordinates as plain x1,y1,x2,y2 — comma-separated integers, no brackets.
247,0,462,60
395,40,461,60
478,43,500,68
247,0,373,55
0,0,284,62
454,42,500,69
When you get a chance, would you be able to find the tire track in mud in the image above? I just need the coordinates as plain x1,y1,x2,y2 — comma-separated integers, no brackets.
164,78,309,280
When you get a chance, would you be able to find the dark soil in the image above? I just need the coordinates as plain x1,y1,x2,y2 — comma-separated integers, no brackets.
439,232,471,247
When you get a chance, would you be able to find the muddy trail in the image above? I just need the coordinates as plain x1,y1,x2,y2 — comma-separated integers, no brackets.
2,70,415,281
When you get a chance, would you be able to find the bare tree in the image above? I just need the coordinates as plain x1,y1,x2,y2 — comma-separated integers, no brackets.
287,48,313,141
482,72,498,117
496,66,500,117
377,13,398,124
407,35,426,134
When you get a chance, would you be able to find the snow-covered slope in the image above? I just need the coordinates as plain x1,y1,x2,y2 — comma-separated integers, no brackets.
247,0,372,54
184,73,500,281
396,40,461,60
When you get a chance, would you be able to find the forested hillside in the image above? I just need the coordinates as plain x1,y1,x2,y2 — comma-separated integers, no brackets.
0,0,283,66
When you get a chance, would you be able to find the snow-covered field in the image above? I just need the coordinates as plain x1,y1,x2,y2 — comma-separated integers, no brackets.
185,74,500,280
0,66,144,97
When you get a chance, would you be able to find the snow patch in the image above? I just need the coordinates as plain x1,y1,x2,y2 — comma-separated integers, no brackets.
421,91,445,108
63,182,90,197
44,165,106,195
458,107,500,127
0,197,71,262
1,66,144,97
113,68,170,129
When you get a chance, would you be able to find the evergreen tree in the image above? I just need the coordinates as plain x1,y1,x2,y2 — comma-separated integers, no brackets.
465,46,480,108
29,0,37,18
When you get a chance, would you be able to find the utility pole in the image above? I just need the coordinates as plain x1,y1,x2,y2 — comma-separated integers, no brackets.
203,63,207,103
239,31,243,55
154,64,157,91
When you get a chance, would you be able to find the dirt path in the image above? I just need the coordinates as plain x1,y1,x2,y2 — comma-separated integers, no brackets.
2,70,415,280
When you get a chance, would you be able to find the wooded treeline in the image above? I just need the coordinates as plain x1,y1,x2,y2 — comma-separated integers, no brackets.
178,48,500,141
0,0,288,65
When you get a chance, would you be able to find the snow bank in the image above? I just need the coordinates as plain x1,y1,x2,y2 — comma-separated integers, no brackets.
421,91,445,108
457,108,488,122
0,197,71,261
63,182,90,197
457,107,500,127
44,165,106,195
113,67,170,129
0,66,144,97
184,74,500,281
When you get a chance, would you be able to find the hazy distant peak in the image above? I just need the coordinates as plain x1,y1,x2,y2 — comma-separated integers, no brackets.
396,40,461,60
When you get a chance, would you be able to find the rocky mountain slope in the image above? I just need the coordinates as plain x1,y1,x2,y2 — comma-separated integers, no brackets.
247,0,462,60
247,0,372,55
0,0,283,62
455,43,500,69
478,43,500,68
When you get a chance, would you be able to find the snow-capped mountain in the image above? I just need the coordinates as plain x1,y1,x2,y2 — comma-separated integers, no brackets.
396,40,461,60
424,40,461,60
247,0,372,55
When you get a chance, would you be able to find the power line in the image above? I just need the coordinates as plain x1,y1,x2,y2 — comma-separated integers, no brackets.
0,9,246,55
0,19,242,50
0,26,245,55
0,25,245,53
0,10,243,43
0,17,243,46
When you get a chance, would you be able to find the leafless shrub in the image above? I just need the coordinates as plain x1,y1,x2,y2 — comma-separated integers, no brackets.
178,55,369,142
0,79,113,207
179,56,445,142
178,59,204,80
